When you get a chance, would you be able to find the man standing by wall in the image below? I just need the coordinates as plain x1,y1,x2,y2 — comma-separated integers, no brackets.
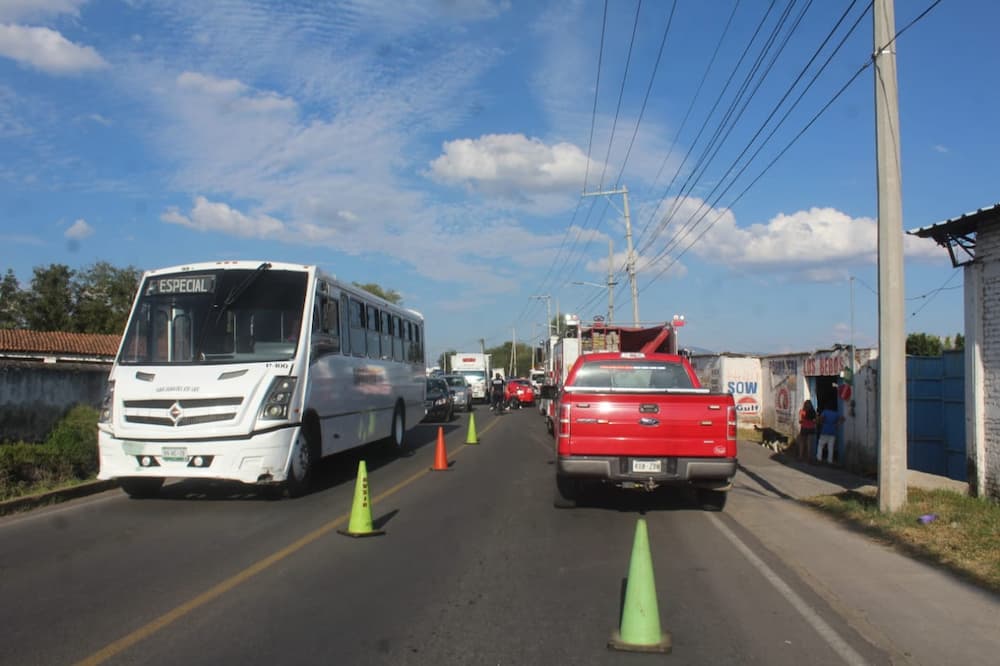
817,403,843,464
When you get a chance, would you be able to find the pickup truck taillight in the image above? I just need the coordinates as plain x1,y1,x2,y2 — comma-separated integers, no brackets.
727,405,737,441
557,403,572,441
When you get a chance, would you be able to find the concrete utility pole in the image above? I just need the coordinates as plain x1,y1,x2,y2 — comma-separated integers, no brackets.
874,0,908,512
531,294,552,336
607,239,616,323
583,185,639,325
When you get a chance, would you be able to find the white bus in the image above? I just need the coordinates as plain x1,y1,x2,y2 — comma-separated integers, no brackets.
97,260,426,498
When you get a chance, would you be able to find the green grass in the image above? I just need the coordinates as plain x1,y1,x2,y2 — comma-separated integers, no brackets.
804,488,1000,593
0,405,99,502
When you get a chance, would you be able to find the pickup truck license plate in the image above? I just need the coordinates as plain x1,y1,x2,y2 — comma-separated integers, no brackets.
162,446,187,462
632,459,661,473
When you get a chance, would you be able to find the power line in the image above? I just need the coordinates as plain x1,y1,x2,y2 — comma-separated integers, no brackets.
640,0,942,292
596,0,643,190
643,0,868,268
513,1,610,329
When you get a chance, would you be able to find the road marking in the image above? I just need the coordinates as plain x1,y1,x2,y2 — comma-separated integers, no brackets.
707,513,869,666
75,421,498,666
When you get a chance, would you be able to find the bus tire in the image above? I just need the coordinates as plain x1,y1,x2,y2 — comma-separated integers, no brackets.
120,477,164,499
388,402,406,453
287,423,318,498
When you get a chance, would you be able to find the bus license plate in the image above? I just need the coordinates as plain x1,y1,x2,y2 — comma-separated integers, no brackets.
632,459,661,473
162,447,187,462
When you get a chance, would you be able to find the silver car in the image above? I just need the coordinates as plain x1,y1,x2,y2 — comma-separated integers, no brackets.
442,374,473,412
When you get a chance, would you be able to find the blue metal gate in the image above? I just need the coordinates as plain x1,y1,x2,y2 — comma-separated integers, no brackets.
906,351,966,481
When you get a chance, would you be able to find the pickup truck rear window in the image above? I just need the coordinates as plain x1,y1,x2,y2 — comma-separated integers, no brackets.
570,360,696,391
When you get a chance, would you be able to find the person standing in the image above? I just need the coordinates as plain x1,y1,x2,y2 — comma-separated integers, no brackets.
490,373,506,412
797,400,817,461
817,403,843,464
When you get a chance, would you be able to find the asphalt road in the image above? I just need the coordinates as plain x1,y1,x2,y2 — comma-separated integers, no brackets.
0,406,890,665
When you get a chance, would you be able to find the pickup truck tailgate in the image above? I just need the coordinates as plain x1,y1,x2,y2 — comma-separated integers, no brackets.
558,392,734,458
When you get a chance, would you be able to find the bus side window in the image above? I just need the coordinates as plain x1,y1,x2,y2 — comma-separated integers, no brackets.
392,315,403,362
414,322,423,364
405,320,415,363
350,298,365,356
324,298,340,353
340,294,350,355
380,311,391,360
366,304,380,359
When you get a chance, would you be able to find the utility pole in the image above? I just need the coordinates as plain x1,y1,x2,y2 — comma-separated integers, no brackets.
531,294,552,336
874,0,907,512
607,239,616,323
510,328,517,376
583,185,639,325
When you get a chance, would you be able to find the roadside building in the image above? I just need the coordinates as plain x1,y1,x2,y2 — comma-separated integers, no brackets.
0,329,119,442
908,202,1000,499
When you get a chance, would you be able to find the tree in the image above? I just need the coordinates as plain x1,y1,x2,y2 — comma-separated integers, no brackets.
905,332,943,356
72,262,141,334
0,268,23,328
486,341,535,377
23,264,74,332
352,282,402,304
955,333,965,351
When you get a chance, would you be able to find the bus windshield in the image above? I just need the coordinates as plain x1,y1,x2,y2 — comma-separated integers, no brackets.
118,268,309,365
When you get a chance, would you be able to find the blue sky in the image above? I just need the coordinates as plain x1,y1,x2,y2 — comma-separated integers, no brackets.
0,0,995,362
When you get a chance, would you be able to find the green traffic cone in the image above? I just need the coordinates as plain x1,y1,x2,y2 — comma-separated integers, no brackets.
337,460,385,538
465,411,479,445
608,518,671,653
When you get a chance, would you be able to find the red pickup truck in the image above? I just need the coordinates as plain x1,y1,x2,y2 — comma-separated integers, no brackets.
543,351,737,510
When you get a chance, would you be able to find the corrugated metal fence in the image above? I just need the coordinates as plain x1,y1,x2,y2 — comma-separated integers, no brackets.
906,351,966,481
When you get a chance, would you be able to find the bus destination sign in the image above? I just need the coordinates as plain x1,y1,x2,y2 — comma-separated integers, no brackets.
146,275,216,295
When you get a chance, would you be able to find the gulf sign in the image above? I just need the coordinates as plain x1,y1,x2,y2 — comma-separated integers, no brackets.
728,380,760,415
736,395,760,415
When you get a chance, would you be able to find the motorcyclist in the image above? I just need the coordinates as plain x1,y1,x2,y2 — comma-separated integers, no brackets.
490,372,506,412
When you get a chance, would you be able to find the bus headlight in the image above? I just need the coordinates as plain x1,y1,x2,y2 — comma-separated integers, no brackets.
98,380,115,423
260,376,298,420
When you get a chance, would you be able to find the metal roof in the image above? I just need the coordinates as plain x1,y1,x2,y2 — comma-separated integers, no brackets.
907,202,1000,267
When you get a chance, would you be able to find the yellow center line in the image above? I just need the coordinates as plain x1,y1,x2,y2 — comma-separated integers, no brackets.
75,418,500,666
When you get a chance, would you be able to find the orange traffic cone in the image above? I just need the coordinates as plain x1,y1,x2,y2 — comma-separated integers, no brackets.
431,426,451,471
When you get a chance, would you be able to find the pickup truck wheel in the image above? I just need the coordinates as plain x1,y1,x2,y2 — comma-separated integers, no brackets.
554,475,579,508
697,488,727,511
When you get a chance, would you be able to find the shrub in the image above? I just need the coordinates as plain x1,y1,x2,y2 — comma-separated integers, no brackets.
45,405,99,478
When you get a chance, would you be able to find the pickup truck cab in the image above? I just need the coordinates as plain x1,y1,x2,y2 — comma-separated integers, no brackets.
543,351,737,510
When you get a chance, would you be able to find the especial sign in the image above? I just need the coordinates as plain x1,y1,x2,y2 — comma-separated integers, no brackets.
146,275,216,295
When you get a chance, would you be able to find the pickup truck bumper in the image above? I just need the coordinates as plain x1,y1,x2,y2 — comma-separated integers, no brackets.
557,455,737,489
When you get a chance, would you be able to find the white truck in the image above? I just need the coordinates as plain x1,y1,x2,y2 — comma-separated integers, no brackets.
449,353,492,403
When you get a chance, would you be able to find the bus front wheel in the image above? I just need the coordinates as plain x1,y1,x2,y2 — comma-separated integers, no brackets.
388,402,406,453
287,426,317,498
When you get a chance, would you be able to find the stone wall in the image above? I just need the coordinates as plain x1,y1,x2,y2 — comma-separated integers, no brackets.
0,361,110,443
977,224,1000,498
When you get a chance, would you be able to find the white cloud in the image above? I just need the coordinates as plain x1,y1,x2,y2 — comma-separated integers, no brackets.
430,133,594,193
176,71,297,114
933,144,949,154
161,196,286,238
86,113,111,126
0,24,107,74
0,0,85,22
641,199,941,280
64,218,94,240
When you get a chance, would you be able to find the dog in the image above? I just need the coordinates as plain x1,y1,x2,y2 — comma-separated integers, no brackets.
753,425,790,452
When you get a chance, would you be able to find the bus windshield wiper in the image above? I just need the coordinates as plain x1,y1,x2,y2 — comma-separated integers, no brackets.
196,262,271,359
219,262,272,311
